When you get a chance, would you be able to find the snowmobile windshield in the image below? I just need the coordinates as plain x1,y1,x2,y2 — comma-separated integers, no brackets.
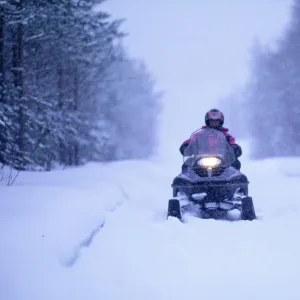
183,128,236,168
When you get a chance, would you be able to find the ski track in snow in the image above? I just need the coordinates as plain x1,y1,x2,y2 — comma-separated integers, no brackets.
63,185,130,268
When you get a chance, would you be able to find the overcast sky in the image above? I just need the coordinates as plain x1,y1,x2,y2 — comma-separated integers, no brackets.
100,0,292,156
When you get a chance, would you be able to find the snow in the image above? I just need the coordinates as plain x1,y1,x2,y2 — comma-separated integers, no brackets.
1,147,300,300
1,1,297,298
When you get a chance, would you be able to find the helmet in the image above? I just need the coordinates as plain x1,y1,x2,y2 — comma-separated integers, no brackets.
205,108,224,129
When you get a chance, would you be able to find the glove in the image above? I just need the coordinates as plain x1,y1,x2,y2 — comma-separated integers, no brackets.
179,143,187,155
232,144,242,157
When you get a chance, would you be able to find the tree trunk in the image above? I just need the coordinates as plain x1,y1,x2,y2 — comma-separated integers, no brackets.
11,1,25,167
57,64,67,165
73,67,79,165
17,15,24,154
0,6,4,84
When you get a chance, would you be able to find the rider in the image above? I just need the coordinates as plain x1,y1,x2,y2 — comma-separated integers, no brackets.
179,108,242,171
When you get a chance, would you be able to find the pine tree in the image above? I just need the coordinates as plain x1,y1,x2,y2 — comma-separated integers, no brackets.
0,0,162,170
240,0,300,158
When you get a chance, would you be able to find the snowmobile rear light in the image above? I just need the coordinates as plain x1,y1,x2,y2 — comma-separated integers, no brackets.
197,157,221,168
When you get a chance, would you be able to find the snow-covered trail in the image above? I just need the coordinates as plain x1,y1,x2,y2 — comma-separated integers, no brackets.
1,155,300,300
67,158,300,300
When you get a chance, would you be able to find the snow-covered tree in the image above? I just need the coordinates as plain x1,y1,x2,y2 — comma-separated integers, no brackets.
230,0,300,159
0,0,162,170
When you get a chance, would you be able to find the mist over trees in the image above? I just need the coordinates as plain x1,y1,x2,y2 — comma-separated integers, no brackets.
217,87,249,140
0,0,161,171
218,1,300,159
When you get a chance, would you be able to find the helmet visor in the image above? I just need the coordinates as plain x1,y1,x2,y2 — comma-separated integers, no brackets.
208,120,221,128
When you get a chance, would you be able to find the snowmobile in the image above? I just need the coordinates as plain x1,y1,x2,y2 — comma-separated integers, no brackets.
167,128,256,221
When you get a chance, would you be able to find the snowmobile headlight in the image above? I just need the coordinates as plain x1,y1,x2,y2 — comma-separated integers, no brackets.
197,157,221,168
